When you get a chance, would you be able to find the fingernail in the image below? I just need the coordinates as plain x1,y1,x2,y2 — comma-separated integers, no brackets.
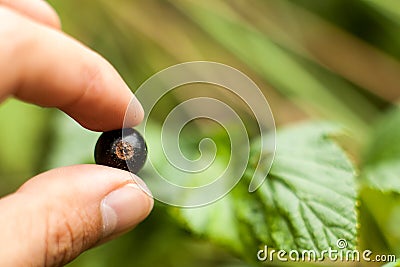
132,176,153,198
125,96,144,126
133,96,145,121
101,183,153,237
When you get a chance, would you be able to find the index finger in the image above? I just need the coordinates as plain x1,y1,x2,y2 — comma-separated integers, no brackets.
0,7,143,131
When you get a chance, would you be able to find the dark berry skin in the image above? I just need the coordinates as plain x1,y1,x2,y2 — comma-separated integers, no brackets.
94,128,147,174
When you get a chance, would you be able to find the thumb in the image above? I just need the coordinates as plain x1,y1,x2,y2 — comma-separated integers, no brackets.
0,165,153,267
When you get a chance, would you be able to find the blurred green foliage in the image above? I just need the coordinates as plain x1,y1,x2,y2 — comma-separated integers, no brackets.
1,0,400,266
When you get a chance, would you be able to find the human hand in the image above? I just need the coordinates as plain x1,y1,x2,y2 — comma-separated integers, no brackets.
0,1,153,266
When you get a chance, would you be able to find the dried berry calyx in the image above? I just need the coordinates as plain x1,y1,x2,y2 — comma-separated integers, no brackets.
94,128,147,174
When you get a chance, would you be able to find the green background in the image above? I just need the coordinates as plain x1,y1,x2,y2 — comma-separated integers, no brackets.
1,1,400,266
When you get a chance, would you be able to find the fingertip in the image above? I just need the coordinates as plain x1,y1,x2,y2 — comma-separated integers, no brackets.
39,0,62,29
58,49,142,131
59,59,142,131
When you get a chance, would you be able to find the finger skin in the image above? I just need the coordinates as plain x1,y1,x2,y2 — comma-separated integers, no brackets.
0,165,153,267
0,7,143,131
0,0,61,28
0,3,151,267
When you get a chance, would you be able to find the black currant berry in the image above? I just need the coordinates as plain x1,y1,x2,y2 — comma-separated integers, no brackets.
94,128,147,174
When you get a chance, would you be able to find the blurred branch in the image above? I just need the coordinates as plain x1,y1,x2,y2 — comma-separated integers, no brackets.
97,0,308,126
236,0,400,102
171,0,370,141
362,0,400,26
98,0,203,62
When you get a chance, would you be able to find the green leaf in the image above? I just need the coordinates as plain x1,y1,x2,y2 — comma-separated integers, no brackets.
362,106,400,192
172,195,245,254
174,122,357,257
250,122,357,253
